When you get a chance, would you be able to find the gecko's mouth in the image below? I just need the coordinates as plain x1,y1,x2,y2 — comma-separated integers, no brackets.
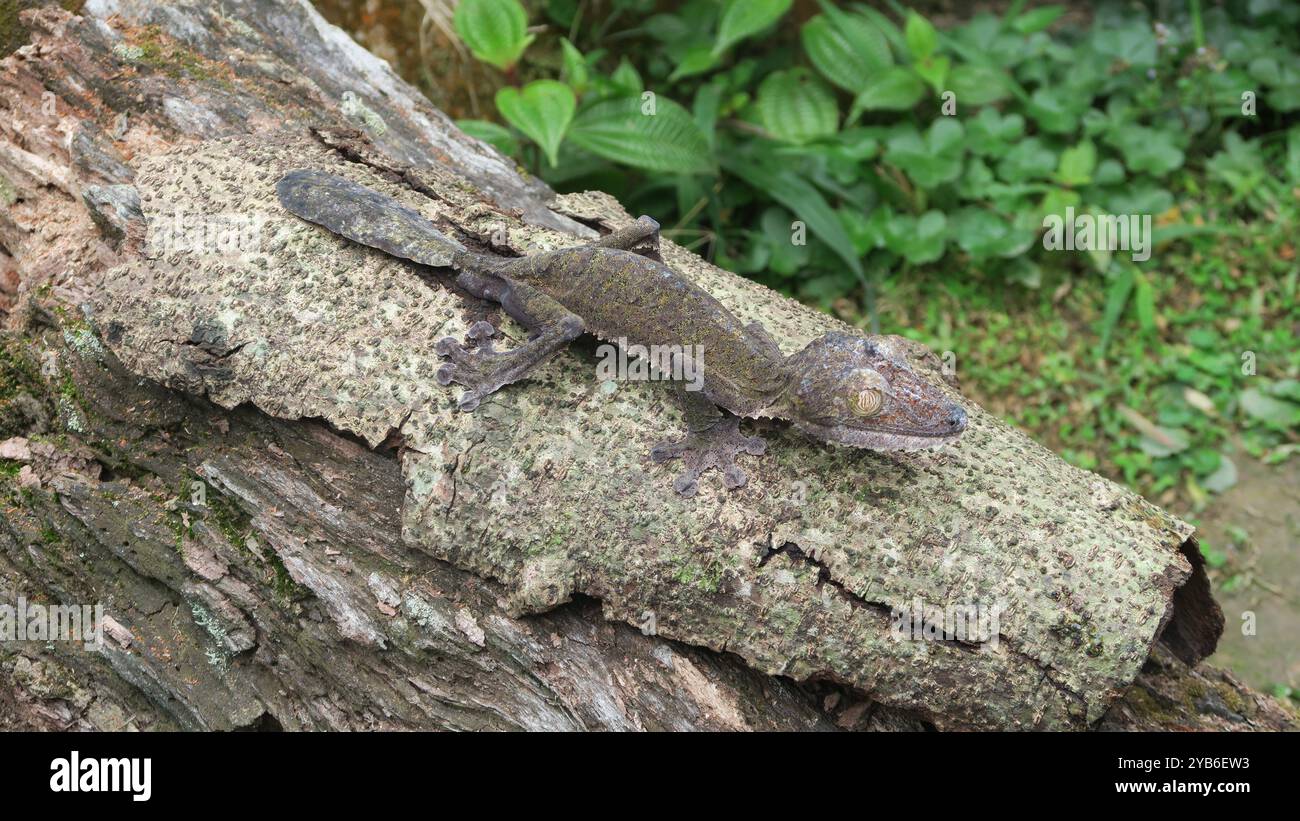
791,415,967,451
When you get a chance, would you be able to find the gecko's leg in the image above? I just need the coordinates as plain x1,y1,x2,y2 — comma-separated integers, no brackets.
437,271,584,411
650,388,767,497
590,216,662,262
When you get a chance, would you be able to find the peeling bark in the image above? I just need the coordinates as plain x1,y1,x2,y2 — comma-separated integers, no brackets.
0,0,1293,731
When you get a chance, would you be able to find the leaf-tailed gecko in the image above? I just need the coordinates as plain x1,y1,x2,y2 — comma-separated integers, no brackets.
276,169,967,496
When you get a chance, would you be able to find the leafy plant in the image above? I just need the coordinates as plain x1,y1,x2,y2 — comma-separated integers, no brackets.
453,0,534,71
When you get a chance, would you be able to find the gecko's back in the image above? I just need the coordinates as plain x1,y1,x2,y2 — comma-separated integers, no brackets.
499,246,788,415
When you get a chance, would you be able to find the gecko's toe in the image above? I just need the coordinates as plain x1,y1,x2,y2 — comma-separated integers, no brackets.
466,320,497,342
435,363,457,386
651,416,766,496
650,440,687,462
672,472,700,498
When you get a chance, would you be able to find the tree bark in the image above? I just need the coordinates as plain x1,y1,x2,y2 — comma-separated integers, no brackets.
0,0,1293,731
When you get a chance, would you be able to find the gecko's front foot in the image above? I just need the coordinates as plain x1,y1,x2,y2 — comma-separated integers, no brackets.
650,416,766,497
435,321,509,411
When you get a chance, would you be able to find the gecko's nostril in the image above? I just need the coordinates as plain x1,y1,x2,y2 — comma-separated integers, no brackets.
948,407,967,430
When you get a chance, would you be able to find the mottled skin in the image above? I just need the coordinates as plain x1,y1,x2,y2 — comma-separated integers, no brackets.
276,170,967,495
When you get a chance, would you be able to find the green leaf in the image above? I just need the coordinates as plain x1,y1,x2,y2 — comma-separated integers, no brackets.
722,152,862,276
904,12,938,61
966,108,1024,155
1055,139,1096,186
997,137,1056,183
850,68,925,117
453,0,534,71
568,96,713,174
559,38,589,95
1097,265,1134,355
884,210,947,265
669,46,718,82
1240,388,1300,427
1138,426,1189,458
1093,22,1156,68
756,69,838,144
456,119,520,157
884,119,965,188
495,81,575,167
714,0,792,56
1011,5,1064,34
1202,454,1238,493
1286,125,1300,182
610,58,643,95
950,208,1033,259
914,55,950,93
1132,270,1156,331
800,10,892,94
1027,87,1081,134
1106,124,1184,176
946,64,1010,106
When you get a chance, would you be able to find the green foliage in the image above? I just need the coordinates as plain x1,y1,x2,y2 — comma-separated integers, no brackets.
495,81,574,166
453,0,534,71
446,0,1300,503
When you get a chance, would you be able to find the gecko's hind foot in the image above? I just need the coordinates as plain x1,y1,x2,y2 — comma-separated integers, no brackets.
650,416,766,497
435,322,508,411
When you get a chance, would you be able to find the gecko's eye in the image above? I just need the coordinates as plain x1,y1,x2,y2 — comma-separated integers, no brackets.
849,388,883,417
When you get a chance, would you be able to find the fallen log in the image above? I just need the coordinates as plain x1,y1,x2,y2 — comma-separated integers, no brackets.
0,0,1292,731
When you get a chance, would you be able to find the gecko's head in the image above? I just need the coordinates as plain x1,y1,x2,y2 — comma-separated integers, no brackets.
779,333,967,450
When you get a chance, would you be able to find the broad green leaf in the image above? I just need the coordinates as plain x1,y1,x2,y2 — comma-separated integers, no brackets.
1011,5,1064,34
1055,139,1096,186
946,64,1010,106
495,81,575,167
950,208,1033,259
884,210,947,265
756,69,839,144
1093,22,1156,68
850,68,925,117
456,119,520,157
714,0,792,56
800,11,892,93
453,0,534,71
1027,88,1081,134
904,12,938,61
997,137,1056,183
569,96,713,174
722,153,862,276
1105,124,1184,176
884,119,965,188
966,108,1024,155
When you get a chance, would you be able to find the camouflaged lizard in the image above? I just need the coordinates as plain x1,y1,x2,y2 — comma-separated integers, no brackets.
276,169,967,496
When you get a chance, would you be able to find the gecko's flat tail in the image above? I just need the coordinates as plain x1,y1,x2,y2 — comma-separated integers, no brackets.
275,169,464,267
